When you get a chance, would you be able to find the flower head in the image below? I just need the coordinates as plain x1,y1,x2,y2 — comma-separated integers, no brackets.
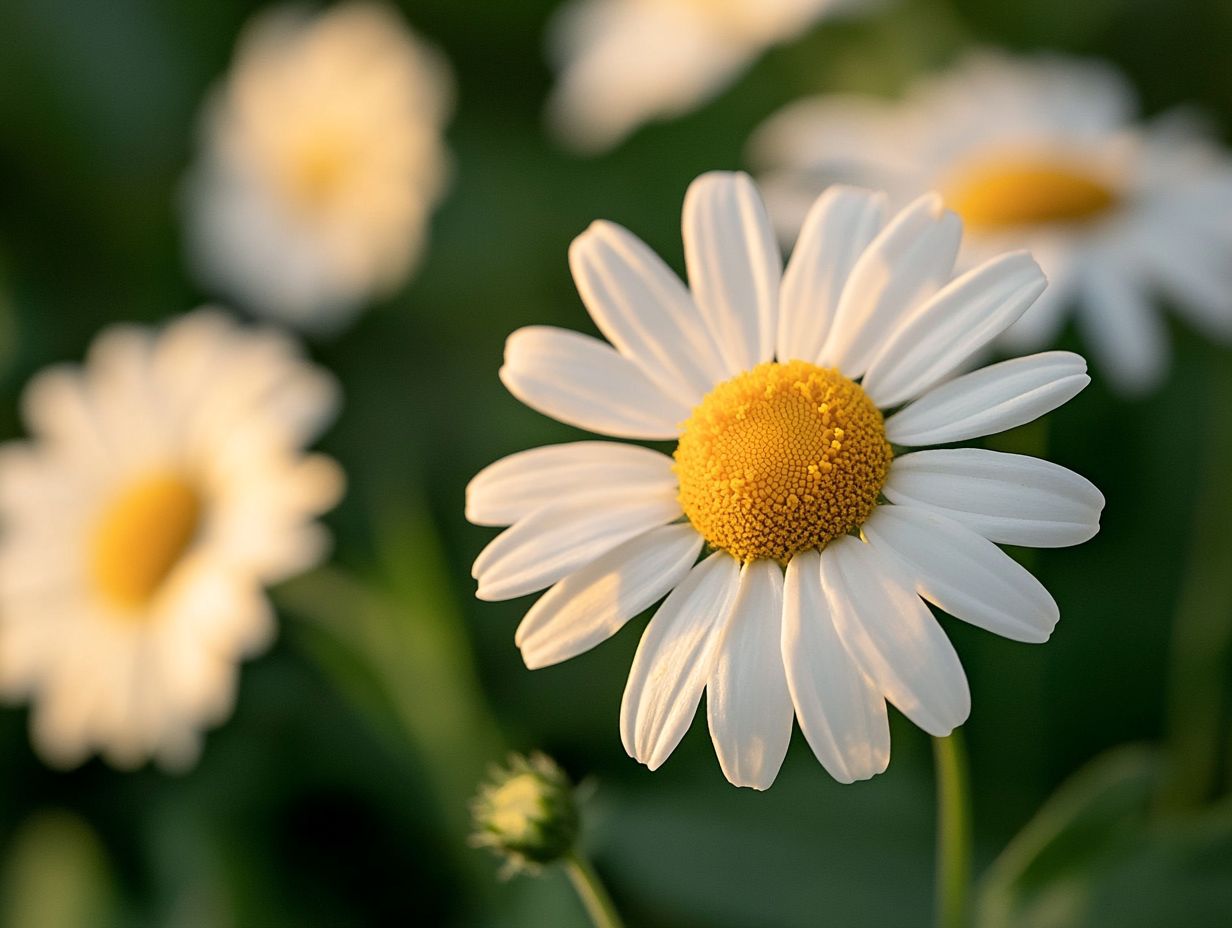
750,50,1232,393
469,172,1103,789
471,752,580,875
183,3,453,330
546,0,882,152
0,311,344,770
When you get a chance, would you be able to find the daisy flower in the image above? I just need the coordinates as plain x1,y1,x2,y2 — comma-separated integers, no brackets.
545,0,884,153
750,50,1232,394
468,172,1103,789
183,3,453,331
0,311,344,770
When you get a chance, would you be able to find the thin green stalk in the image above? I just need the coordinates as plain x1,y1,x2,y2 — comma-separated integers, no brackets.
934,731,972,928
1160,356,1232,809
563,851,626,928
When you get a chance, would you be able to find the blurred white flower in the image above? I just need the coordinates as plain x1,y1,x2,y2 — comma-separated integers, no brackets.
546,0,883,153
183,3,453,331
468,172,1103,789
750,50,1232,394
0,311,344,770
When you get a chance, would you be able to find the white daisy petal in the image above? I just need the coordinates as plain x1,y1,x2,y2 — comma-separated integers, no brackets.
500,326,691,439
706,559,793,790
863,251,1047,407
472,490,682,601
777,186,887,363
885,351,1089,446
1076,259,1169,395
515,524,703,670
683,172,782,374
621,552,740,770
863,506,1059,644
820,535,970,737
782,549,890,783
466,441,676,527
570,220,728,403
884,449,1104,548
821,193,961,377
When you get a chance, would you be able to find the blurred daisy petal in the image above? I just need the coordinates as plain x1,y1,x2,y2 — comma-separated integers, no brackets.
1076,259,1169,396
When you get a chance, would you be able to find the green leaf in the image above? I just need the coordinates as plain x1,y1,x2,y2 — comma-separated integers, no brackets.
978,745,1232,928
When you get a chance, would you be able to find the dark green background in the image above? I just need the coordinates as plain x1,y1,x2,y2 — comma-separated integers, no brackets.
0,0,1230,925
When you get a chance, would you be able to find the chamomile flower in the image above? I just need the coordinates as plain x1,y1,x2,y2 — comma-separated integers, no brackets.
183,3,453,331
469,172,1103,789
545,0,884,153
0,311,344,770
750,50,1232,393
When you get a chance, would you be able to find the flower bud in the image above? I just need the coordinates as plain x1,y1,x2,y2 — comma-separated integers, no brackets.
470,752,579,875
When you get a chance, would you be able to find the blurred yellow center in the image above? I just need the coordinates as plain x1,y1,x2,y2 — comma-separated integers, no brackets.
946,158,1119,231
91,475,203,610
674,361,892,563
285,134,351,209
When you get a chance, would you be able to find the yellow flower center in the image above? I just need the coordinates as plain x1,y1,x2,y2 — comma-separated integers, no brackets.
945,157,1119,232
91,474,203,610
284,133,352,211
674,361,892,563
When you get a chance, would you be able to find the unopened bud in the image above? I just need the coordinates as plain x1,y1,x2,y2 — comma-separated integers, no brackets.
470,752,579,875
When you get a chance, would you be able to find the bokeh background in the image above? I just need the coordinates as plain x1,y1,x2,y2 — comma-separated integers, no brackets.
1,0,1232,925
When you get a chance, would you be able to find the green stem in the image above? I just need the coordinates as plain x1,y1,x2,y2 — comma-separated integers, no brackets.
934,730,972,928
563,852,626,928
1160,355,1232,809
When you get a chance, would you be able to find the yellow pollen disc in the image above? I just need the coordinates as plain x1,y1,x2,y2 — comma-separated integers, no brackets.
945,157,1119,232
284,134,352,210
91,474,203,611
674,361,892,563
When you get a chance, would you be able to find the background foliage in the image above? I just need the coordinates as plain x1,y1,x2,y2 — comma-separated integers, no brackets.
0,0,1230,925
